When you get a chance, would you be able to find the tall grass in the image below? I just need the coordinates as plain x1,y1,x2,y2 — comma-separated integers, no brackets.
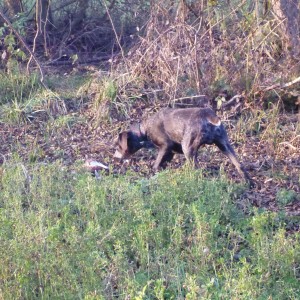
0,162,299,299
0,69,93,124
0,72,40,105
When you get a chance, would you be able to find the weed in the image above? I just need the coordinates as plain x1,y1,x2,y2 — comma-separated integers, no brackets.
0,99,32,123
276,189,298,208
28,142,46,163
0,71,40,105
78,76,119,126
0,161,299,299
0,89,67,124
45,73,91,99
48,114,85,134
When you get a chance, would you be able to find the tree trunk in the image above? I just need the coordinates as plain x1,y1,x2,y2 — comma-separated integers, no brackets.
70,0,89,31
273,0,300,58
35,0,51,57
5,0,23,17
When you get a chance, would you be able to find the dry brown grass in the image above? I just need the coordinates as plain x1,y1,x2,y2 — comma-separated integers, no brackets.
119,1,299,105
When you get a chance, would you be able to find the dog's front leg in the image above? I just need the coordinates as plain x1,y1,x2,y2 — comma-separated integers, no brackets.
183,149,199,168
153,146,173,171
215,140,253,187
182,134,200,168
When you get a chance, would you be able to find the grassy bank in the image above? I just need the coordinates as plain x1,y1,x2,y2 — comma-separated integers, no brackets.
0,161,299,299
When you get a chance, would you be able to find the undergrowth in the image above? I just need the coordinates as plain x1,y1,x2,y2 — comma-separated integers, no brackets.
0,162,299,299
0,70,89,124
123,1,300,104
0,71,40,105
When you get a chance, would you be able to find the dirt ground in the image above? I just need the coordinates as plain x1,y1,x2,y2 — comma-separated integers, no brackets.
0,94,299,218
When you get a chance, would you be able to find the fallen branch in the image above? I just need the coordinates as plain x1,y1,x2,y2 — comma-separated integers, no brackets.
172,94,206,102
45,54,117,66
222,94,243,108
257,76,300,94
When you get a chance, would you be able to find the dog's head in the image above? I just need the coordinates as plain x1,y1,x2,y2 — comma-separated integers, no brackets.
113,131,144,159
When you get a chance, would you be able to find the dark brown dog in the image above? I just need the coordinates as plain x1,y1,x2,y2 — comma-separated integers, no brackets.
114,107,252,185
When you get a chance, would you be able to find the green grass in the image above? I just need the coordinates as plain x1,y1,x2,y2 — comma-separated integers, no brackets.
0,70,89,124
0,162,299,299
0,72,40,105
45,74,92,99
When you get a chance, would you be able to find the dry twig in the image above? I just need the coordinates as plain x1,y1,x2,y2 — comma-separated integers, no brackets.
257,76,300,94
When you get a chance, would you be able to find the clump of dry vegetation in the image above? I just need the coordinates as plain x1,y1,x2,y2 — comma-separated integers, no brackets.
120,1,299,107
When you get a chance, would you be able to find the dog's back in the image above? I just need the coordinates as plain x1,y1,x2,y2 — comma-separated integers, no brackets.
142,107,222,146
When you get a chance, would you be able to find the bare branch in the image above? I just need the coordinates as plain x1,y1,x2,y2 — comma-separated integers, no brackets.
0,8,45,84
101,0,128,72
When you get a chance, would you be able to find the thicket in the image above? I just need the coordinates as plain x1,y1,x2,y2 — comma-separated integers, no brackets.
0,0,299,109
